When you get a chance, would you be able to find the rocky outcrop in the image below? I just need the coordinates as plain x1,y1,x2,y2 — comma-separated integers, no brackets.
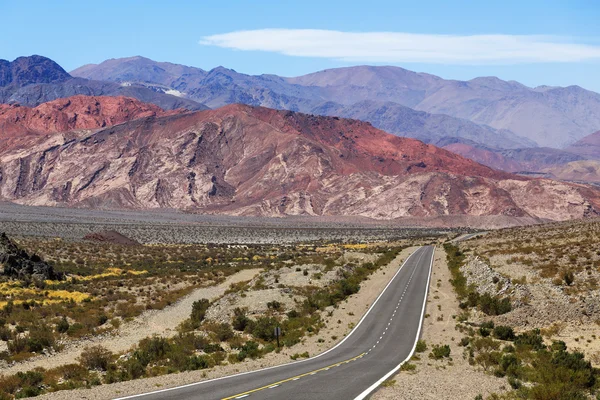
0,232,62,280
0,103,599,222
0,95,184,152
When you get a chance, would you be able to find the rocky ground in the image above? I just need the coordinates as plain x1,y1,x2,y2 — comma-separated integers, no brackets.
0,203,455,244
456,219,600,365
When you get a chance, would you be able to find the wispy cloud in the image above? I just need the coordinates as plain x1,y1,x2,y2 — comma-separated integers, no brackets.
200,29,600,64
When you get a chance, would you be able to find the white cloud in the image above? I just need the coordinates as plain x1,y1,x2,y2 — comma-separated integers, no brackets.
200,29,600,64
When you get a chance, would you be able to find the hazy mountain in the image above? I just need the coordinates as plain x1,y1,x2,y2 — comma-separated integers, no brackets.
0,56,207,111
311,100,536,149
543,160,600,183
1,99,598,222
73,58,600,148
565,131,600,160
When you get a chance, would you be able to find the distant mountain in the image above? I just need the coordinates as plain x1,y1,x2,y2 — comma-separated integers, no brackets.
72,58,600,148
565,131,600,160
72,56,208,95
0,55,70,87
0,56,207,111
1,103,599,222
543,160,600,183
311,100,535,149
440,139,585,172
292,67,600,148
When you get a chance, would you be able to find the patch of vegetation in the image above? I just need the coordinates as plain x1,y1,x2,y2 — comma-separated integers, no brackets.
444,244,511,316
429,344,451,360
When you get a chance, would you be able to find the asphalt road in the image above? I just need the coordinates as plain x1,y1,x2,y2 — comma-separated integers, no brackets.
116,246,435,400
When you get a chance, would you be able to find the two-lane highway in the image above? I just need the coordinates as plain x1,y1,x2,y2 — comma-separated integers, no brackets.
117,246,435,400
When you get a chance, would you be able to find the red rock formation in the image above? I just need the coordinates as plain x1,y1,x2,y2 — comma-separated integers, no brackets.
0,95,183,151
0,103,598,222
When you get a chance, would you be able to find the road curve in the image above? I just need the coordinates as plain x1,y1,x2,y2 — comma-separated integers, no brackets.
115,246,435,400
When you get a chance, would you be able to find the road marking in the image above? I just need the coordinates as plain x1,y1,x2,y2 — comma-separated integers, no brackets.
221,352,366,400
354,246,435,400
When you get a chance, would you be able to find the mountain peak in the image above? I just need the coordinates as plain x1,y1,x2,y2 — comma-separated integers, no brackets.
0,55,71,88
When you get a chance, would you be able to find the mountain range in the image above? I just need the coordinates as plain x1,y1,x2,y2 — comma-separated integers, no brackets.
72,56,600,149
0,95,598,224
0,56,206,112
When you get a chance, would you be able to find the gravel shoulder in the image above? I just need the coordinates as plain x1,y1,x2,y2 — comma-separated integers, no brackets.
1,269,261,375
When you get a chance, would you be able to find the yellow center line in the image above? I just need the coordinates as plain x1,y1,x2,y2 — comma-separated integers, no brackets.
221,352,366,400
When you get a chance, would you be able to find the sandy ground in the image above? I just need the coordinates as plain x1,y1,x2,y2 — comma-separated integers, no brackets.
1,269,261,375
35,247,420,400
372,247,507,400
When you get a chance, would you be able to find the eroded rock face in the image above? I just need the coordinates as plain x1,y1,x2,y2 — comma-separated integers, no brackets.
0,233,62,281
0,102,599,222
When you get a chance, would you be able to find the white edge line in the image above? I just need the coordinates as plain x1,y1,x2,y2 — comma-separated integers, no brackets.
353,245,435,400
113,247,424,400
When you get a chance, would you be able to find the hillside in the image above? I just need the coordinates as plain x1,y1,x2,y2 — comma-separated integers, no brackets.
0,101,598,222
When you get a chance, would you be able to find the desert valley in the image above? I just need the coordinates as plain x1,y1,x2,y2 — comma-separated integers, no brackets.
2,6,600,398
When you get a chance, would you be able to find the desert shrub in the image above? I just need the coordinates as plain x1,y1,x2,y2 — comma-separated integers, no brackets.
0,325,10,341
56,317,70,333
498,353,521,377
185,354,212,371
190,299,210,327
478,293,512,316
232,308,249,331
249,316,279,341
515,330,545,351
134,336,170,367
493,326,515,341
290,351,309,360
267,300,282,311
56,363,89,381
429,344,451,360
26,325,56,353
415,340,427,353
207,323,234,342
563,270,575,286
78,345,113,371
203,343,224,353
479,327,491,337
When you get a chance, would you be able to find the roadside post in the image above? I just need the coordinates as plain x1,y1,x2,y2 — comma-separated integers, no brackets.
275,326,281,348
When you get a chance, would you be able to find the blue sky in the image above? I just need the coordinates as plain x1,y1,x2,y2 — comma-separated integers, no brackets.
2,0,600,91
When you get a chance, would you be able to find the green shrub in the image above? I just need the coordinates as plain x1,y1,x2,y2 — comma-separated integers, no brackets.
478,293,512,316
56,317,70,334
232,308,249,331
415,340,427,353
190,299,210,327
493,326,515,341
290,351,309,360
250,316,279,341
429,344,451,360
267,301,282,311
78,345,113,371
